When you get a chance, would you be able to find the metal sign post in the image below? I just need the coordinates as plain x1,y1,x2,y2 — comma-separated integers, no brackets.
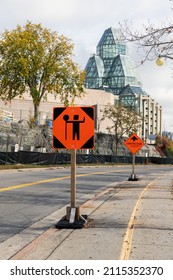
131,153,136,180
71,149,76,208
66,149,79,223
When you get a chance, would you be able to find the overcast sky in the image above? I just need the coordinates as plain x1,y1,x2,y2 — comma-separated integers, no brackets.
0,0,173,131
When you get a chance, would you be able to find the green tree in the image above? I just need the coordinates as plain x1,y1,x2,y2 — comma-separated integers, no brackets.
156,135,173,157
101,103,141,155
0,21,85,122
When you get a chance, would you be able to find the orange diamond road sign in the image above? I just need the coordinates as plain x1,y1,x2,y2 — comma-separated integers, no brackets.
124,133,144,154
53,107,94,149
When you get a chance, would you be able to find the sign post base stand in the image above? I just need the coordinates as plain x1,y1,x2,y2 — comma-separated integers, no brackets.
128,174,139,181
66,206,80,222
56,209,87,229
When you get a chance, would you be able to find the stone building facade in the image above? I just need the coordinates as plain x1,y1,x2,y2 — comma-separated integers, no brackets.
0,88,115,134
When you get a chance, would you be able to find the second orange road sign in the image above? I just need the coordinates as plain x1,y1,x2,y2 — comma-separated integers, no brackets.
53,107,94,149
124,133,144,154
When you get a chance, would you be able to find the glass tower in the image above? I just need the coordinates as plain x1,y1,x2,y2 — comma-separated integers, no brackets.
85,27,142,96
84,27,162,141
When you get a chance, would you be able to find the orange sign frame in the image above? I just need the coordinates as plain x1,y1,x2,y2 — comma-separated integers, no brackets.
124,133,144,154
53,106,94,150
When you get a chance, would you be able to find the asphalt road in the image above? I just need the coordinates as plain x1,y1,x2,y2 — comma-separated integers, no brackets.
0,164,172,245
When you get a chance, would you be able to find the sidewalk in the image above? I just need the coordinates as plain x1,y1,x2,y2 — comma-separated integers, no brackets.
0,172,173,260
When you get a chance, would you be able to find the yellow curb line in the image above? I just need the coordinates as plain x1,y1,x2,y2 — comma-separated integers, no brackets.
119,177,160,260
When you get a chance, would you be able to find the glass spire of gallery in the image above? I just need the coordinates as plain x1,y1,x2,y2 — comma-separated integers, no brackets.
85,27,142,95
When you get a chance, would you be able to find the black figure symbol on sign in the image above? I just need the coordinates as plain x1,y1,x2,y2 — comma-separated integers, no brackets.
63,114,85,140
131,136,138,141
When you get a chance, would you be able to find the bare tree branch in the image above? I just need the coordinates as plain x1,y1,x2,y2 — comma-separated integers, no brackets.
119,19,173,64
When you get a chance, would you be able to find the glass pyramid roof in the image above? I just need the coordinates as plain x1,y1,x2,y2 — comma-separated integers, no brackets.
85,27,142,94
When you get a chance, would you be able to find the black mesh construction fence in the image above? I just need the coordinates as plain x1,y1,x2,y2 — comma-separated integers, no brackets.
0,151,173,165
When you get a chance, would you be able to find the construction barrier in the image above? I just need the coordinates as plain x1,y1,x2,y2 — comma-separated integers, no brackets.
0,151,173,165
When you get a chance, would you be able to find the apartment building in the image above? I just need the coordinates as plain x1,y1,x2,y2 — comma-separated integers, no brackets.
139,94,162,142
